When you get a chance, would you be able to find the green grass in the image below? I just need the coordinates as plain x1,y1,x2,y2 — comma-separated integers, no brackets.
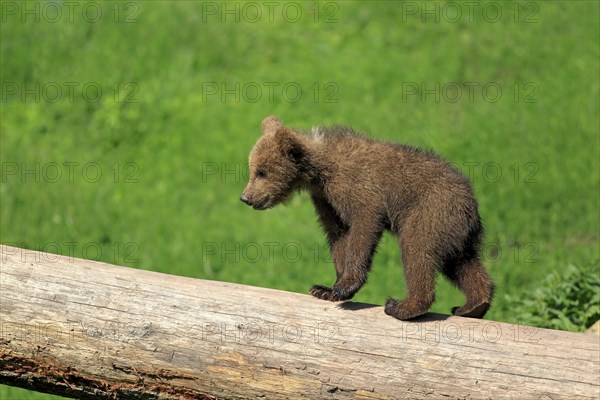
1,1,599,398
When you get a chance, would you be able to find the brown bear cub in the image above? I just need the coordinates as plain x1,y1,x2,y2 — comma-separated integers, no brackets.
241,116,494,320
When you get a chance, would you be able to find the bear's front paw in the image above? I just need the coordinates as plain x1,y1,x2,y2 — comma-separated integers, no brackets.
309,284,332,300
330,284,355,301
309,284,352,302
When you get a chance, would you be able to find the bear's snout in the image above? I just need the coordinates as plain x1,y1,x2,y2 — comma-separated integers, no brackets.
240,192,270,210
240,193,251,205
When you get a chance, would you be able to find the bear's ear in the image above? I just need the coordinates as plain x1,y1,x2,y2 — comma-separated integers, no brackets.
275,130,305,162
262,116,284,136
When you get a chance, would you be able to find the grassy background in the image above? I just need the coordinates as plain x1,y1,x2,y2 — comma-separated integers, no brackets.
1,1,599,398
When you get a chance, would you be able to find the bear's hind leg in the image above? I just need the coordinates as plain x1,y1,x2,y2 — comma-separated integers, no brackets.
446,257,494,318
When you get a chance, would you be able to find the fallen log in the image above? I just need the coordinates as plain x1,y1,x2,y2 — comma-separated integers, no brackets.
0,244,598,399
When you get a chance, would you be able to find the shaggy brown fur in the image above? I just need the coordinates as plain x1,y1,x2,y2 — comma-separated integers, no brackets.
241,116,494,320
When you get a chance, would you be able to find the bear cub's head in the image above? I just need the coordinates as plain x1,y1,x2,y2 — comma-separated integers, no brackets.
241,116,306,210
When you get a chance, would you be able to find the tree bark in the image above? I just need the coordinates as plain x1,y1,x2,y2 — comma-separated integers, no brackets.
0,245,598,399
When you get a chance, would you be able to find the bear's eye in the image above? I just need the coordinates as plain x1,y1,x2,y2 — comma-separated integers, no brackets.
256,169,267,179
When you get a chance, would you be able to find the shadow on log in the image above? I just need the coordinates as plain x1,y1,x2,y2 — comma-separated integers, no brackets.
1,245,598,399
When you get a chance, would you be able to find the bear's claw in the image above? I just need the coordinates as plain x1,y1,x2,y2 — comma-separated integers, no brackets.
309,284,353,302
309,284,333,300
